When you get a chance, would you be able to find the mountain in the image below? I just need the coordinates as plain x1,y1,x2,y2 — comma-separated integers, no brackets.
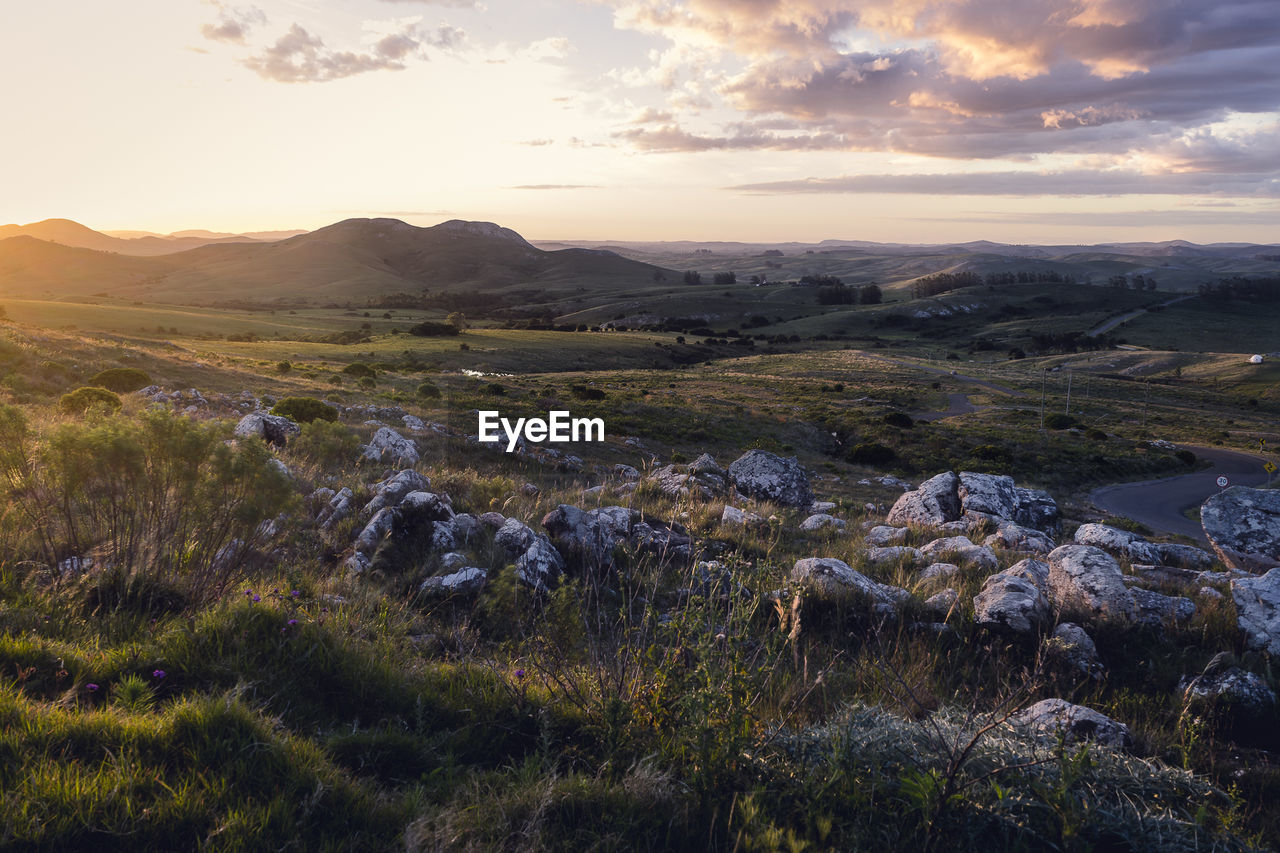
0,219,288,257
0,218,672,305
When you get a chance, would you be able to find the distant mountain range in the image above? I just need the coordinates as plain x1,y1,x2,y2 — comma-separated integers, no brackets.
0,219,304,257
0,218,671,305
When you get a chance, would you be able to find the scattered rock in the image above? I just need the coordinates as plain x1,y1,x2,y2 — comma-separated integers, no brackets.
1047,545,1137,622
360,427,419,468
924,588,959,619
1180,655,1277,716
721,505,766,528
1015,699,1131,749
1072,524,1161,564
317,487,355,530
1156,543,1215,571
1130,587,1196,626
864,546,925,567
1231,567,1280,654
974,562,1051,634
886,472,960,527
1047,623,1102,677
810,501,837,513
1202,487,1280,572
982,521,1056,555
727,450,813,507
790,558,910,606
920,536,999,571
612,464,641,482
419,567,487,598
919,562,961,583
478,511,506,529
364,470,431,515
799,513,845,533
865,525,909,547
233,412,300,447
688,453,724,477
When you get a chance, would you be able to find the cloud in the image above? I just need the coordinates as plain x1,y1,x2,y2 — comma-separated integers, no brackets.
200,3,266,44
242,19,464,83
520,138,555,146
909,208,1280,228
601,0,1280,163
377,0,478,5
510,184,603,190
727,169,1280,197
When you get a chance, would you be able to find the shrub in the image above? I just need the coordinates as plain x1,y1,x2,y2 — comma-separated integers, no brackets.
58,387,122,415
290,420,361,468
276,361,293,374
342,362,376,379
571,384,606,401
407,321,460,337
882,411,914,429
87,368,151,393
485,383,505,396
1175,449,1197,466
358,376,376,390
849,443,896,465
270,397,338,424
1085,428,1108,441
1044,413,1077,430
416,382,441,399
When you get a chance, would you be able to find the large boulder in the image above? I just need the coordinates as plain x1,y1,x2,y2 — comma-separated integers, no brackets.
1012,487,1060,534
920,536,999,572
363,470,431,515
982,521,1056,555
790,557,910,606
360,427,419,468
1180,656,1277,717
958,472,1020,520
1202,487,1280,572
1015,699,1131,749
974,559,1051,634
233,412,300,447
1156,543,1215,571
721,505,766,529
727,450,813,507
1231,567,1280,654
1072,524,1161,564
865,525,909,547
419,567,488,598
495,518,566,591
886,472,961,527
542,504,637,570
1130,587,1196,626
1046,544,1137,622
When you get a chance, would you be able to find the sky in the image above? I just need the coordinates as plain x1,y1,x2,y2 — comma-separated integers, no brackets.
1,0,1278,243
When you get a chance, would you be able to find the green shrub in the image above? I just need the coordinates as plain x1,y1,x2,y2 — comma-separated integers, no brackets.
87,368,151,392
407,321,459,337
849,442,896,465
882,411,914,429
58,387,122,415
276,361,292,374
290,420,361,467
485,382,505,396
270,397,338,424
416,382,441,399
1044,413,1077,430
1175,449,1197,466
571,384,606,401
342,362,376,379
358,376,376,390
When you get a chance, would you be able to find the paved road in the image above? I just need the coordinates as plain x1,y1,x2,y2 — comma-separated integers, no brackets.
1089,445,1270,542
914,393,985,421
1086,294,1196,337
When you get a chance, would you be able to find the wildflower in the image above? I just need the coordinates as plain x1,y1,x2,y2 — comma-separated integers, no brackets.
515,669,526,679
287,619,298,626
152,669,166,679
86,683,99,692
251,594,261,603
290,590,300,598
244,589,252,596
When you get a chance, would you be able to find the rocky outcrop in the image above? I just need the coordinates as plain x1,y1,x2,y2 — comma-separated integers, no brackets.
886,472,960,527
727,451,813,507
1202,487,1280,572
540,504,691,571
1047,545,1137,622
360,427,419,468
363,470,431,515
419,567,487,598
1072,524,1160,564
982,521,1056,555
1015,699,1131,749
886,471,1059,533
495,518,565,592
1231,568,1280,654
647,462,725,500
1156,543,1215,571
233,412,300,447
973,558,1051,634
920,536,999,571
1130,587,1196,625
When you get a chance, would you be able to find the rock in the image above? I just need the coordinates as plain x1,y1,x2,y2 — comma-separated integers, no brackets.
440,552,468,572
924,588,959,619
1015,699,1131,749
974,569,1050,634
1130,587,1196,626
721,505,765,528
419,567,487,598
542,504,638,570
920,536,999,571
1006,557,1051,588
864,546,925,567
1072,524,1161,564
354,508,398,555
1047,545,1137,622
1202,487,1280,572
810,501,837,513
1231,567,1280,654
886,471,960,527
958,472,1020,520
799,513,845,532
1180,656,1276,716
982,521,1056,555
494,518,537,555
648,464,722,500
1012,487,1060,533
363,470,431,515
233,412,300,447
688,453,724,477
790,558,909,606
919,562,961,583
865,525,909,547
514,537,565,592
628,520,693,562
727,450,813,507
1156,543,1215,571
478,511,506,529
360,427,419,468
317,487,355,530
345,553,371,574
612,464,641,482
1047,623,1102,676
451,513,480,545
402,415,425,432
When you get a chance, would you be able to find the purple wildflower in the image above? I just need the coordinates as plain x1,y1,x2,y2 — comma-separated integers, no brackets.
515,669,526,679
152,670,166,679
290,590,300,598
251,594,261,603
86,683,99,692
287,619,298,626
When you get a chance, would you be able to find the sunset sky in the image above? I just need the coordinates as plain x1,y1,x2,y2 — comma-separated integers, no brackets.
3,0,1278,243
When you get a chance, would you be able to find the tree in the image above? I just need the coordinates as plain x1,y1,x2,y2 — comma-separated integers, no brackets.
683,270,702,285
713,271,736,285
859,284,883,304
446,311,468,331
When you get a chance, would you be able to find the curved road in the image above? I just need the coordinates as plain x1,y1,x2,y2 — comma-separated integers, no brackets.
1090,445,1270,542
1086,294,1195,337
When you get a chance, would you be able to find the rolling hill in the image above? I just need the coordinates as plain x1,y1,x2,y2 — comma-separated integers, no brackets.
0,219,275,256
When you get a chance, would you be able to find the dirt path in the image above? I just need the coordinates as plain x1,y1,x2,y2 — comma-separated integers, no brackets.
1089,445,1271,542
914,393,986,421
1087,294,1196,337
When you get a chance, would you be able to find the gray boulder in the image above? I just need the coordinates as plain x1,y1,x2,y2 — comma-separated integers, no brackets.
924,588,960,619
982,521,1056,555
233,412,300,447
360,427,419,468
864,546,925,567
1015,699,1131,749
420,567,488,598
721,505,765,529
1130,587,1196,626
865,525,909,547
919,562,961,584
1180,656,1277,716
920,536,999,571
1072,523,1161,564
542,505,637,570
727,450,812,507
1231,567,1280,654
790,557,909,606
1013,487,1060,533
800,513,845,532
1202,487,1280,572
1047,545,1137,622
1156,543,1215,571
958,472,1020,520
363,469,431,515
886,472,961,527
1047,623,1102,677
317,487,355,531
974,566,1051,634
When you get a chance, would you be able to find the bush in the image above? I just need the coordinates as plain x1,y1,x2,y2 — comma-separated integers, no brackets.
571,384,606,401
1175,449,1197,466
87,368,151,393
407,322,460,337
270,397,339,424
416,382,441,399
485,383,505,396
58,387,122,415
290,420,361,467
275,361,293,374
342,362,376,379
882,411,914,429
848,442,896,465
1044,413,1077,430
